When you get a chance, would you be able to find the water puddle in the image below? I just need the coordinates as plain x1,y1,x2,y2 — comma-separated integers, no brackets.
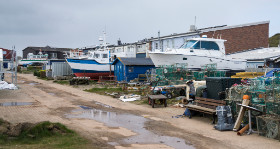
66,106,194,149
48,93,56,96
0,102,33,106
29,82,39,85
95,102,113,108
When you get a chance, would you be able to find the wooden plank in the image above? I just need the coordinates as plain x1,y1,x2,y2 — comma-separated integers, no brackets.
187,107,214,115
186,105,216,113
196,97,226,104
233,99,250,131
196,100,225,107
199,98,226,104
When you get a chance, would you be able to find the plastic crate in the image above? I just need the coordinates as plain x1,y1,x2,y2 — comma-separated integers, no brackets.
206,77,241,100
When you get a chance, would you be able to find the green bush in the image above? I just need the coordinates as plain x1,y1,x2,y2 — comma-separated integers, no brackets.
33,71,40,77
39,70,46,78
269,33,280,47
27,66,42,71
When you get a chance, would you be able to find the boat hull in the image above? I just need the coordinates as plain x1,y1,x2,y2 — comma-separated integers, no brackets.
19,60,48,65
149,53,246,71
66,58,114,80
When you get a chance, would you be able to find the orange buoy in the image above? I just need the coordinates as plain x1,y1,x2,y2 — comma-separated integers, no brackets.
258,94,264,98
243,95,250,100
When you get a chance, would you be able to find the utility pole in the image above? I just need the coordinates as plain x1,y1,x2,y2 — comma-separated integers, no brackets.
15,48,17,86
11,46,15,84
158,31,161,52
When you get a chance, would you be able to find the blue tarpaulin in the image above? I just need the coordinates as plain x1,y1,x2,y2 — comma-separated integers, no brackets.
263,68,280,77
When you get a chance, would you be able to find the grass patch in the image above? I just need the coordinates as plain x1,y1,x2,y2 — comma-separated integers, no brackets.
131,97,179,106
0,119,4,125
0,121,91,149
53,80,69,85
131,99,149,105
38,77,52,81
20,70,34,74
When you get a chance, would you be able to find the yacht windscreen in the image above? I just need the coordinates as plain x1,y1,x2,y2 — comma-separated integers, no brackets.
181,40,220,50
181,40,197,48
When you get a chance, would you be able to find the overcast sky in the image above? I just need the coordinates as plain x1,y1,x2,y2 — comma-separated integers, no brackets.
0,0,279,56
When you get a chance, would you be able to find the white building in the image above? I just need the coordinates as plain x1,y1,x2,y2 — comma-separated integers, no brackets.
228,47,280,68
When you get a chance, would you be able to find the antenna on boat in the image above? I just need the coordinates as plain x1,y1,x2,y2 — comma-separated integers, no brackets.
158,31,161,52
194,16,196,27
103,30,107,50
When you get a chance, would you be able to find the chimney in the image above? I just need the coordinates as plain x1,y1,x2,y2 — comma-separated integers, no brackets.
117,38,122,45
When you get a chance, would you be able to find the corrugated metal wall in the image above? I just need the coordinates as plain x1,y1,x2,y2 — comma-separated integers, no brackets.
52,62,72,77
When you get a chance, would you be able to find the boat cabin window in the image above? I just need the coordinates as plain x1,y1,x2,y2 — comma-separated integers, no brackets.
201,41,219,50
95,54,100,58
181,40,197,49
181,40,219,50
102,54,108,58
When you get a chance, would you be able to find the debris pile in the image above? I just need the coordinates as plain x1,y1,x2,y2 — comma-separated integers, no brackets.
0,81,18,90
226,76,280,140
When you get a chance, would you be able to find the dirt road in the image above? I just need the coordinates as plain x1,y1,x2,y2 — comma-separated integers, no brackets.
0,74,279,149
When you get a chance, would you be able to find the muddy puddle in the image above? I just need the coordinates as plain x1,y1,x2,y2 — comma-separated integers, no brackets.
95,102,113,108
66,106,194,149
28,82,39,85
0,102,33,106
47,93,56,96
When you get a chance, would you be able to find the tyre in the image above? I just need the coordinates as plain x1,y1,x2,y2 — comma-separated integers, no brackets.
166,93,172,99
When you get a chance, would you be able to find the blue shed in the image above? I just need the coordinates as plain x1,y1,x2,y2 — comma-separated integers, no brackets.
112,57,155,82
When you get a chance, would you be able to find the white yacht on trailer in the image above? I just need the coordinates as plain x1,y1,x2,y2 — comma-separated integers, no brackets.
149,36,247,71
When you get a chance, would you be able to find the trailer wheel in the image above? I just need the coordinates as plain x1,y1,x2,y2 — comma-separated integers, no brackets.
166,93,172,99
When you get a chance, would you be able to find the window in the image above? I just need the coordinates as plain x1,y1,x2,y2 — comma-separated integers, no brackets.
95,54,100,58
155,43,158,49
181,40,197,49
183,58,187,60
201,41,219,50
167,40,169,48
181,40,219,50
102,54,108,58
192,41,201,49
128,67,134,73
3,51,7,54
50,53,57,59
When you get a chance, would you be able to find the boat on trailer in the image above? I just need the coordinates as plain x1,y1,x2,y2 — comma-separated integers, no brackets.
66,49,113,80
149,36,247,71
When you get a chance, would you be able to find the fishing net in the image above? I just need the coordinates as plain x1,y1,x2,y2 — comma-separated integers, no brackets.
257,115,280,140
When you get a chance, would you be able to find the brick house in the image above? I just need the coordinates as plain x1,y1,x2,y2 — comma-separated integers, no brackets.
150,21,269,54
200,21,269,54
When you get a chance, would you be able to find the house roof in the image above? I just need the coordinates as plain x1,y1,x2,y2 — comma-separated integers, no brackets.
227,47,280,61
148,21,270,41
23,46,72,52
112,57,154,66
199,21,269,33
